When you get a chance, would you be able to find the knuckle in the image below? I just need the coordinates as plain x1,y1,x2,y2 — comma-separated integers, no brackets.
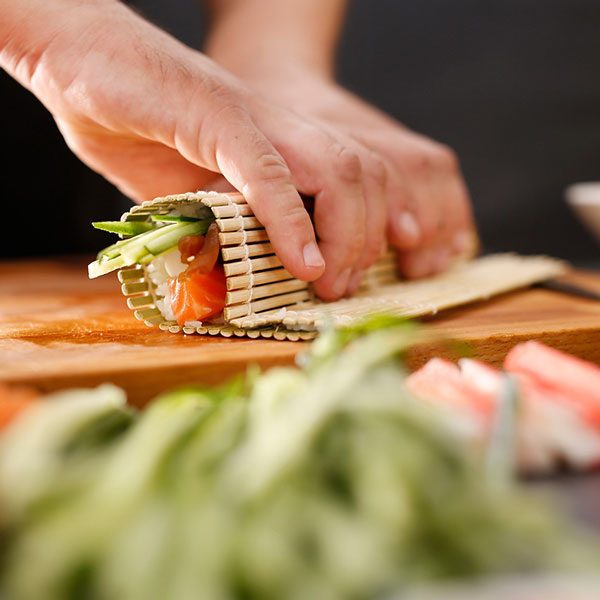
431,143,460,172
364,152,387,188
209,102,248,128
254,152,293,187
279,204,311,231
349,223,367,259
205,78,243,108
361,238,383,268
331,145,362,184
408,143,459,177
205,86,249,126
408,151,434,176
417,210,439,241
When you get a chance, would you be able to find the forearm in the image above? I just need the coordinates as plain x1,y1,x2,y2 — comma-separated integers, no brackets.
204,0,347,80
0,0,119,90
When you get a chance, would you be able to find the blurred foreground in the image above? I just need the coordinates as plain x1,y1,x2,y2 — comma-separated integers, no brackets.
0,320,598,599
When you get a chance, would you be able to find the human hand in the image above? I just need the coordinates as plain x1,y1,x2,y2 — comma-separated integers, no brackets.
0,0,388,300
221,67,476,279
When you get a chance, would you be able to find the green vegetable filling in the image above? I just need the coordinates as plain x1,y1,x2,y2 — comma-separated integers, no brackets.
88,209,214,279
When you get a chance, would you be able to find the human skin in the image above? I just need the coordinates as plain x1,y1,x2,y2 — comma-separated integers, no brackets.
205,0,476,287
0,0,395,300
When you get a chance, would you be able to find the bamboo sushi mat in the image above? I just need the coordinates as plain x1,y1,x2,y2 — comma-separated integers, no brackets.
117,191,568,341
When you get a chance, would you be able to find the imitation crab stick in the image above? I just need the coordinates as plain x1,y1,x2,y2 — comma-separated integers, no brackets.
406,343,600,472
504,341,600,428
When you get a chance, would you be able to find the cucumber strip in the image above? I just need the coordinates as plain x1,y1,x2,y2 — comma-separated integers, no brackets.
144,220,210,255
119,223,183,263
88,255,126,279
97,242,121,261
90,215,214,277
97,233,149,261
93,221,155,235
151,215,201,223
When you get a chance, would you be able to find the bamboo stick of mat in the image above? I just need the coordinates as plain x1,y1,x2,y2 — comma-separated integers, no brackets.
211,204,254,219
218,230,269,246
226,278,308,305
223,290,312,320
216,216,263,232
221,242,274,262
223,255,283,277
226,267,294,291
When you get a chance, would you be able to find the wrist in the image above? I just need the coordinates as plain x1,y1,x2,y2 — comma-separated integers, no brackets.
205,1,341,83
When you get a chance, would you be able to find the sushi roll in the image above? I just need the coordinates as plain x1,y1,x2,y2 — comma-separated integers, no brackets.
89,191,317,339
89,191,566,340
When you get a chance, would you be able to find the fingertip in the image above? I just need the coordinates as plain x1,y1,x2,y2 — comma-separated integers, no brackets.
312,266,352,301
346,270,364,297
390,211,421,250
280,245,325,283
431,247,450,274
452,230,476,255
398,248,435,279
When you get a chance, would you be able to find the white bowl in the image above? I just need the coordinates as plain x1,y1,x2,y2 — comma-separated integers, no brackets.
565,181,600,242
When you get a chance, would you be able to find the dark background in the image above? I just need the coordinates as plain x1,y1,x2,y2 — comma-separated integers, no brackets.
2,0,599,260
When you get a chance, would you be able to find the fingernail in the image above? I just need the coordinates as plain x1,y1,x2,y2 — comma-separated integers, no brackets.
452,231,471,254
332,267,352,297
397,212,421,245
347,271,364,296
303,241,325,269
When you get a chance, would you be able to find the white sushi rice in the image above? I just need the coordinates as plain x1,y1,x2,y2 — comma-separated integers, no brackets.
146,249,186,323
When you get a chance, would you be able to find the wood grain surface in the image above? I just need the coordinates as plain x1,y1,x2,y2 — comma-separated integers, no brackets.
2,256,600,406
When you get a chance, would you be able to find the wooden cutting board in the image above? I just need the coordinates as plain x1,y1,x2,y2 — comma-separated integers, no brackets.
2,256,600,406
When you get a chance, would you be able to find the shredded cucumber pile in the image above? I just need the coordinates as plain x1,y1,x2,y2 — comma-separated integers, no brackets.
88,208,214,278
0,319,596,600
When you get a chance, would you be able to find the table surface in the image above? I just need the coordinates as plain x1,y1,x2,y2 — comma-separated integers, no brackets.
3,256,600,405
2,255,600,528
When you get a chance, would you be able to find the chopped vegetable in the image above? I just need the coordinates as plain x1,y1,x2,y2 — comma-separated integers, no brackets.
88,210,227,326
151,214,203,223
92,221,155,236
0,321,596,600
88,218,213,279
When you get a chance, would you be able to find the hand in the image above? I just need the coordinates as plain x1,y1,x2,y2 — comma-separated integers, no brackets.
225,67,476,279
1,0,388,300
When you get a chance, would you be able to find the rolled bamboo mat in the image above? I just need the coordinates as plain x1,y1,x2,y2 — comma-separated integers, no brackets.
117,192,567,340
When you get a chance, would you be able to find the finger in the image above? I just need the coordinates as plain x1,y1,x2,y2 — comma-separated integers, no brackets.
397,246,437,279
422,162,474,276
340,147,387,297
280,132,367,301
292,125,386,297
385,175,422,251
345,135,421,254
447,176,476,257
212,112,326,282
352,148,388,272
